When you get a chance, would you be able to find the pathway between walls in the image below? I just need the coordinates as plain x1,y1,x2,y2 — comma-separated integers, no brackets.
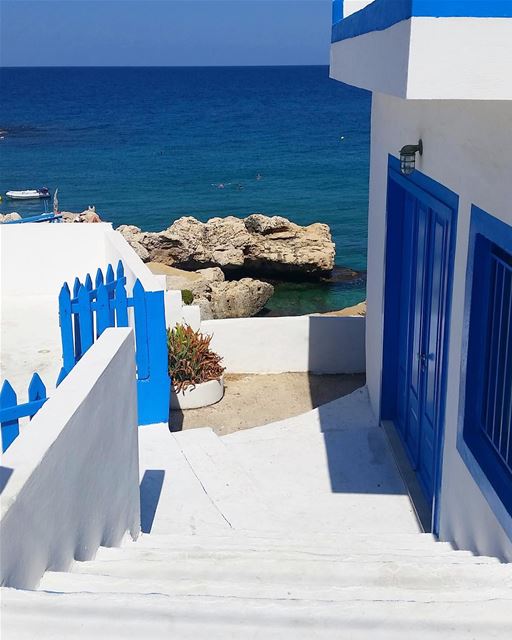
3,387,512,639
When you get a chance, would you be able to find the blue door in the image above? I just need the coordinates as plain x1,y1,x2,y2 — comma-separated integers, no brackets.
391,173,454,506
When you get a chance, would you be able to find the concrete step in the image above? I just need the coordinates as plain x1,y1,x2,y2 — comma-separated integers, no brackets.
38,567,512,603
137,425,232,536
41,551,512,596
129,531,484,556
4,587,512,640
172,428,279,531
78,536,501,565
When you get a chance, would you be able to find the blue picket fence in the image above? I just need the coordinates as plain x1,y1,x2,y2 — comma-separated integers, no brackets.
0,374,47,452
58,260,170,425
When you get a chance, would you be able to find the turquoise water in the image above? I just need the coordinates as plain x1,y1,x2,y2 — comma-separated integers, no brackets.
0,66,371,314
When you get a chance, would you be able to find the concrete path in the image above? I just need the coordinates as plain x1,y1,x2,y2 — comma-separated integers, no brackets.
174,372,365,435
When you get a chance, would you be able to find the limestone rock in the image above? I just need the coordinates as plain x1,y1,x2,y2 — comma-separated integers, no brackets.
117,214,335,278
0,212,22,223
117,224,150,261
203,278,274,319
146,261,273,319
61,207,102,224
195,267,225,283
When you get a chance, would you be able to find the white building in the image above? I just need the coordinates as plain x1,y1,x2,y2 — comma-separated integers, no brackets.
2,2,512,636
331,0,512,560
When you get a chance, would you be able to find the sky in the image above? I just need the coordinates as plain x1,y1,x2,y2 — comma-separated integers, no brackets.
0,0,332,67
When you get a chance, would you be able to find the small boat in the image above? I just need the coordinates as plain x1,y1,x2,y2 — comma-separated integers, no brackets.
5,188,51,200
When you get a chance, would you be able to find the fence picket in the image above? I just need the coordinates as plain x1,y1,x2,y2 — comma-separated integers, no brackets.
132,279,150,379
106,264,115,284
28,373,47,419
95,268,104,290
105,264,116,325
115,278,129,327
96,283,111,337
59,283,75,374
72,277,81,298
0,380,19,452
116,260,125,281
84,274,94,335
72,277,82,359
77,285,94,355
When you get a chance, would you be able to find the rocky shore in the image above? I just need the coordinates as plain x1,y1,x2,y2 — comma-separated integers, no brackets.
117,214,335,278
117,214,336,319
147,262,274,320
2,207,360,319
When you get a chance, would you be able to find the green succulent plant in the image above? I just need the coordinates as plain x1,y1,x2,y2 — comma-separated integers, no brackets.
167,324,225,393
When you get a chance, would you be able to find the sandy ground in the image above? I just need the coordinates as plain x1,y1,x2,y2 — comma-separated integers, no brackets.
172,372,366,436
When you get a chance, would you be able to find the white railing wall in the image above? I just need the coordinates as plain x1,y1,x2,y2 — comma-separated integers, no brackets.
0,329,140,589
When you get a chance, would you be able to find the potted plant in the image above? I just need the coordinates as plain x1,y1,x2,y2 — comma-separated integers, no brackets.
168,324,225,410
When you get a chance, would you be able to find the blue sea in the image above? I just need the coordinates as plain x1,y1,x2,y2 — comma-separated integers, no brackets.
0,66,370,314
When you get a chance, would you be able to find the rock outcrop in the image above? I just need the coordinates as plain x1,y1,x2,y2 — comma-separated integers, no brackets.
0,212,22,223
118,214,335,278
117,224,150,261
146,262,273,319
61,207,102,224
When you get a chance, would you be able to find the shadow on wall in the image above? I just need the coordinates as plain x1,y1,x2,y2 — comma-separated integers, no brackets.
169,404,185,432
308,315,408,497
139,470,165,534
0,466,13,494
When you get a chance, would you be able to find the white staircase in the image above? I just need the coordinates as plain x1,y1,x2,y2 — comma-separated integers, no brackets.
3,389,512,638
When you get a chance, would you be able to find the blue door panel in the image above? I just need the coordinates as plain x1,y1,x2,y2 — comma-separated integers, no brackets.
419,212,449,498
392,178,454,504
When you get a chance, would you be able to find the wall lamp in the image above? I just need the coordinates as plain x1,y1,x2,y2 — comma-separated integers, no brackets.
399,139,423,175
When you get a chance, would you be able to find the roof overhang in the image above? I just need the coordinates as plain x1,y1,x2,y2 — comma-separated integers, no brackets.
330,0,512,100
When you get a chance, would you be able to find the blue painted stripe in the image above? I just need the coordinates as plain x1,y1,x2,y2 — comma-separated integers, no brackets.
332,0,343,24
332,0,512,43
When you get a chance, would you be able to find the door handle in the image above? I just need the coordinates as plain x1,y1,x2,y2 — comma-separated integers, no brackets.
417,352,434,368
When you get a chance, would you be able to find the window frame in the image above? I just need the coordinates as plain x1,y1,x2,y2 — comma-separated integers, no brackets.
458,206,512,532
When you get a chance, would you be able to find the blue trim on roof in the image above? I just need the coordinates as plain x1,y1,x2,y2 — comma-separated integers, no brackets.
332,0,512,43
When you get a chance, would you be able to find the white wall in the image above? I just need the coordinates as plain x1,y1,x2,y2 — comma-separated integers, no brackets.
367,93,512,559
0,223,162,297
330,19,411,98
330,17,512,100
0,221,190,329
0,328,140,589
343,1,373,18
202,315,365,375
